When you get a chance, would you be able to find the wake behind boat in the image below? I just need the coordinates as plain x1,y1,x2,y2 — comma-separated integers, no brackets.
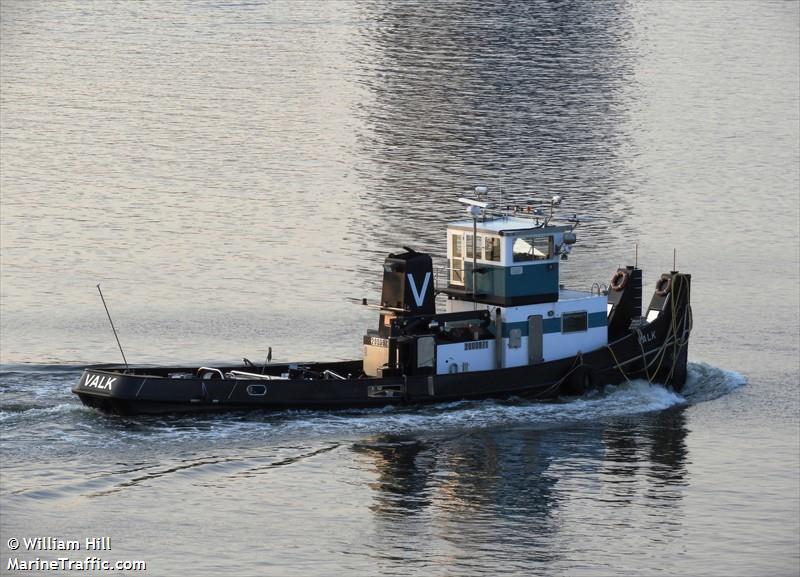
73,188,692,415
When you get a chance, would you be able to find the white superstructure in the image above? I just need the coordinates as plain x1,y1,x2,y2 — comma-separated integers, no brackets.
436,192,607,375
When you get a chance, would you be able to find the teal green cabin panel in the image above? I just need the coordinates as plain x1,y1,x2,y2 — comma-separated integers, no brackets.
464,262,559,298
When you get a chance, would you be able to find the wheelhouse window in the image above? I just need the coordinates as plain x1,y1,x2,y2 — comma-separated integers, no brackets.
562,311,588,333
484,236,501,262
451,234,463,258
466,234,483,259
512,235,553,262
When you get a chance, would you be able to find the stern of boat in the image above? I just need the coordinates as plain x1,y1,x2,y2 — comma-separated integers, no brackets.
645,271,692,391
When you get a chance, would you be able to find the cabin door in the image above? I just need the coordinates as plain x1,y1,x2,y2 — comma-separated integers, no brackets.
528,315,544,364
450,233,464,286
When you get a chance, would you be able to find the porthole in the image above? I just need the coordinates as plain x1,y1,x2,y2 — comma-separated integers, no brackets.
246,384,267,396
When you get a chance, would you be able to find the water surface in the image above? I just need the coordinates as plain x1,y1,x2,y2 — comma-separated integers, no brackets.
1,1,798,575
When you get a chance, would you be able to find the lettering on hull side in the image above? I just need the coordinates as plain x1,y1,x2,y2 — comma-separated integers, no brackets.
82,374,117,390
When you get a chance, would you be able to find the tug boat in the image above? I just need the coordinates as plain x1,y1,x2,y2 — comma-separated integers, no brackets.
73,190,692,415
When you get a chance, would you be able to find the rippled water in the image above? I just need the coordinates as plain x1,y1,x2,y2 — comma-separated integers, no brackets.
1,1,798,576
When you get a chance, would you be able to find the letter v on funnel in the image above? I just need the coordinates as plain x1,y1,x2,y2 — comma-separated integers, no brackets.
407,272,431,308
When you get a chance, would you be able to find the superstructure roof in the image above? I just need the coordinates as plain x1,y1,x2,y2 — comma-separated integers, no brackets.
447,215,570,237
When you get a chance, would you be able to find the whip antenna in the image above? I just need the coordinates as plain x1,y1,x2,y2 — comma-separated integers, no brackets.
96,283,130,373
261,346,272,374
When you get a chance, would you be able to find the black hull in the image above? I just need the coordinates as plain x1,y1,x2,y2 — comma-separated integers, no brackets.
74,321,691,416
73,275,692,416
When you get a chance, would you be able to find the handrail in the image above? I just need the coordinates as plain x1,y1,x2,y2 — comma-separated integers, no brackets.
197,367,225,379
227,370,289,381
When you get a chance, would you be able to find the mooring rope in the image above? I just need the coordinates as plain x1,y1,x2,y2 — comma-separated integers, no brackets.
606,273,692,386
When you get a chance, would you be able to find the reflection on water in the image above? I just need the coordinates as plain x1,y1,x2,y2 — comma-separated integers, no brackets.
351,0,638,264
355,439,432,514
600,409,688,506
354,407,688,570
